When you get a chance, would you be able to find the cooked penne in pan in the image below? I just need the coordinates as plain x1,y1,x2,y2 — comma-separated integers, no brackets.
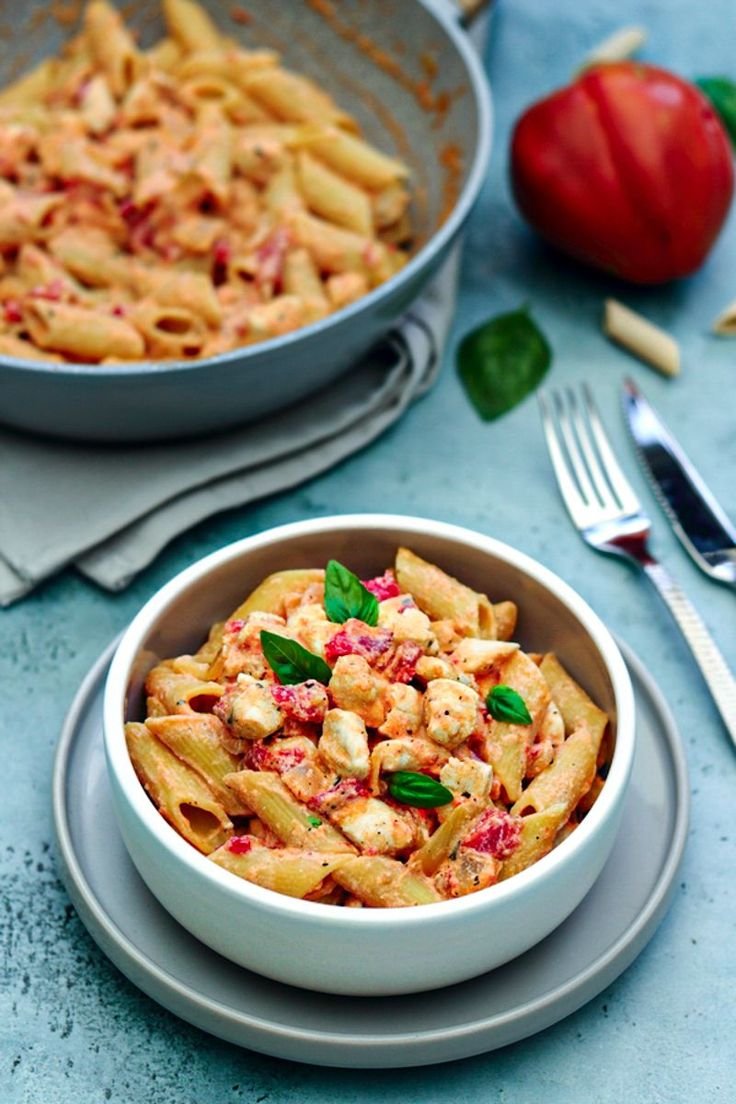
0,0,414,364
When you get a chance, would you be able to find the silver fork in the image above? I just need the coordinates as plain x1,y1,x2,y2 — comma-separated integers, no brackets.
539,383,736,748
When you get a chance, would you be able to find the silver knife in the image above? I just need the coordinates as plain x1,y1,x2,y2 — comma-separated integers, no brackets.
623,377,736,589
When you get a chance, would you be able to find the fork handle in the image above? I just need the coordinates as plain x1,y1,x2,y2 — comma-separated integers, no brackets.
643,561,736,748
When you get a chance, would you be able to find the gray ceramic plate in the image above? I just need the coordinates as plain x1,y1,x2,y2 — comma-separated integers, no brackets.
52,638,688,1069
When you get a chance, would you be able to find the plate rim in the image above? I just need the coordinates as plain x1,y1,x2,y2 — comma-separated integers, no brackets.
52,636,689,1064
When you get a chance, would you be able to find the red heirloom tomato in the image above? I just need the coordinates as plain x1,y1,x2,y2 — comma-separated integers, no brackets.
510,62,734,284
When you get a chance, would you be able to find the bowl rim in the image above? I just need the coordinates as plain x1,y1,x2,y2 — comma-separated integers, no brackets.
8,0,493,380
103,513,636,929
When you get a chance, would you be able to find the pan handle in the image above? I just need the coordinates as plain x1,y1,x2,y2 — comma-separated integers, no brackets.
455,0,493,29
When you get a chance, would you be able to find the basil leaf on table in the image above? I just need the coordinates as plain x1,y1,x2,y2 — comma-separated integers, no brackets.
486,684,533,725
457,306,552,420
324,559,379,626
260,630,332,685
696,77,736,146
387,771,453,808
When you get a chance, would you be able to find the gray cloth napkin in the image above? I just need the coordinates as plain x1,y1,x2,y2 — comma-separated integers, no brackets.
0,248,460,605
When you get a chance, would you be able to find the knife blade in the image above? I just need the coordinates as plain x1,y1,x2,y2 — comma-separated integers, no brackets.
622,377,736,587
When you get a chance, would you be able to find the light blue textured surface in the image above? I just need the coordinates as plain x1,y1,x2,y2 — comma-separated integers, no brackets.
2,0,735,1100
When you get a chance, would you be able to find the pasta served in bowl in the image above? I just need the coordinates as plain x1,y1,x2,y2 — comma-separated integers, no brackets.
104,516,635,995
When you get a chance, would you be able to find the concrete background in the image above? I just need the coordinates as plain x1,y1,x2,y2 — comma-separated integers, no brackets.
2,0,735,1100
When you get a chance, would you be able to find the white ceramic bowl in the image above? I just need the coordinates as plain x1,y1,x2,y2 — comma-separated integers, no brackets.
103,515,635,996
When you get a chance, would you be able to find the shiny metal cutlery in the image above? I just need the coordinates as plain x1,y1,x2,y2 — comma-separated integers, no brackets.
539,383,736,748
622,377,736,589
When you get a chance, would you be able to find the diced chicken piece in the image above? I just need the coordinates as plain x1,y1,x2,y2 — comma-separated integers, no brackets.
439,756,493,803
449,638,519,674
329,795,416,854
377,683,424,740
414,655,457,683
369,736,450,792
430,619,465,653
216,612,287,679
319,708,370,779
328,654,388,728
434,848,500,898
378,596,437,650
213,675,283,750
247,735,333,802
423,679,480,750
286,601,334,657
271,679,329,724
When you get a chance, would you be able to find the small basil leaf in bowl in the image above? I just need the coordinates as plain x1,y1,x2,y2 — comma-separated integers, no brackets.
387,771,453,808
260,630,332,686
324,559,379,626
486,684,532,725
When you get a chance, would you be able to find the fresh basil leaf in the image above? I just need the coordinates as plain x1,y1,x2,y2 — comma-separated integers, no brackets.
696,77,736,146
307,815,323,828
324,559,379,626
387,771,453,808
260,630,332,686
486,684,533,725
457,306,552,421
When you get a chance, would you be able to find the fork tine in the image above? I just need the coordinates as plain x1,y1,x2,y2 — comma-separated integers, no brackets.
581,383,641,513
566,388,617,509
538,391,587,524
554,389,600,507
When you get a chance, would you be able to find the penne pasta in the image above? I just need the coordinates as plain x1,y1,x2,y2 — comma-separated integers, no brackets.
125,721,232,853
296,151,374,236
163,0,222,53
146,713,251,816
22,299,144,360
210,840,352,898
84,0,142,100
295,125,409,188
603,297,680,377
224,771,356,854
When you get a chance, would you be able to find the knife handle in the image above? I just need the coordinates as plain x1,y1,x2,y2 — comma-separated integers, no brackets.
643,561,736,748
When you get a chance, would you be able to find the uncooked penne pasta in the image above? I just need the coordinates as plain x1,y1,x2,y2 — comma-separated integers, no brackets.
125,722,232,853
603,297,681,377
711,297,736,335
